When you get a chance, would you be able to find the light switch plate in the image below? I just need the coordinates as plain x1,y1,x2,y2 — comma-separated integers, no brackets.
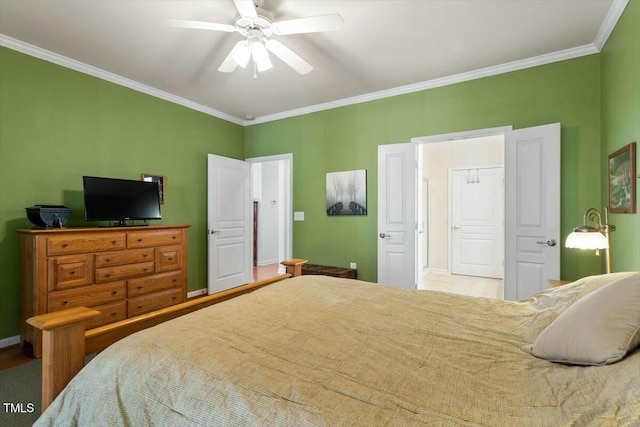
294,211,305,221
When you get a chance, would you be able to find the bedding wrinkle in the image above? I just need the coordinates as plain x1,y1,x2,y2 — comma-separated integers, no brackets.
34,274,640,426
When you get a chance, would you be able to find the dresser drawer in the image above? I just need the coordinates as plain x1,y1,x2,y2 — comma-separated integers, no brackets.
95,261,154,283
95,248,154,268
155,245,183,272
128,271,183,298
128,288,184,317
85,301,127,329
48,281,126,312
47,254,94,291
47,233,125,256
128,230,183,249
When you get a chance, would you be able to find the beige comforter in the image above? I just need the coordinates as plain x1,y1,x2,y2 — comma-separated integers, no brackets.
36,273,640,426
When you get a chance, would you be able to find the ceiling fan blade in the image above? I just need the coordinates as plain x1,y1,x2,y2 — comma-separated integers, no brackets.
265,40,313,75
272,14,343,35
165,18,236,33
218,41,248,72
233,0,257,18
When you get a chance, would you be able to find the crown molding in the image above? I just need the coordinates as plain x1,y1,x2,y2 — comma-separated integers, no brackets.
1,0,626,129
0,34,244,126
594,0,628,51
248,44,599,125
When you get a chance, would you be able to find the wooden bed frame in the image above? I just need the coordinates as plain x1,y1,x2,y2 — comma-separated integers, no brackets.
27,258,308,412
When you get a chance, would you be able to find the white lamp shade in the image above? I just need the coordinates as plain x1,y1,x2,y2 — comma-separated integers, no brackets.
232,42,251,68
251,41,272,71
565,231,609,249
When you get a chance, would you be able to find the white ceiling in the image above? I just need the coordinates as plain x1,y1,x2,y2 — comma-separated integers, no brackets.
0,0,626,125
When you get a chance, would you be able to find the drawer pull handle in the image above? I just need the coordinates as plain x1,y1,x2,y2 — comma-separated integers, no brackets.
111,312,117,317
69,270,76,275
62,300,69,305
105,258,111,263
143,252,148,257
111,240,117,245
143,268,148,272
138,305,143,309
137,238,143,242
167,257,174,261
172,236,177,240
61,243,68,248
172,278,177,282
111,291,117,296
105,273,112,278
172,296,177,300
137,286,143,290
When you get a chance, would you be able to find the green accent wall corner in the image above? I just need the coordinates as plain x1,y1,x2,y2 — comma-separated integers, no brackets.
601,0,640,273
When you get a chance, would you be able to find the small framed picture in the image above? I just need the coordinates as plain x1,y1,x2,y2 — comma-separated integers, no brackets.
608,142,636,213
326,169,367,216
141,174,165,204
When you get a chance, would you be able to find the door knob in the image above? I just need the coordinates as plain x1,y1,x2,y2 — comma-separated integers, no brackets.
536,239,557,247
209,229,220,235
379,232,391,239
451,225,460,230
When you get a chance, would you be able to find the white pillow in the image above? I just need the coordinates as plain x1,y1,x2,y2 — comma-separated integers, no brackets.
522,272,640,365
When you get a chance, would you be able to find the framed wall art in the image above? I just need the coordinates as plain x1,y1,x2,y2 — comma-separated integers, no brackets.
326,169,367,216
142,173,166,204
608,142,636,213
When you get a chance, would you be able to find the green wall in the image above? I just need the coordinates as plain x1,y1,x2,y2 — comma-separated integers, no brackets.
2,2,638,342
245,55,604,283
0,47,244,340
601,0,640,272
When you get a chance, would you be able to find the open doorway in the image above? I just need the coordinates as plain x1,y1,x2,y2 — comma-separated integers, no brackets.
379,124,559,300
246,154,293,282
416,133,505,299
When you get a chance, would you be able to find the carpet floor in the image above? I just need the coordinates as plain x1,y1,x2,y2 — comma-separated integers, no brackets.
0,358,41,426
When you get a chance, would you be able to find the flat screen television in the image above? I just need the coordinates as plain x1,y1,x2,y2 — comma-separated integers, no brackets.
83,176,161,226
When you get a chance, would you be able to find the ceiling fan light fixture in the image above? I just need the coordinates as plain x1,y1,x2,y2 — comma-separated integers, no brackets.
232,41,251,68
168,0,341,76
251,40,272,71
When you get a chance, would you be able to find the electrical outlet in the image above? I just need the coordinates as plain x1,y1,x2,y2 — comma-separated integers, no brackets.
350,262,357,269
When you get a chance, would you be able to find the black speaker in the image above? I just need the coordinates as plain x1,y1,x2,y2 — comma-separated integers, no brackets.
25,205,71,228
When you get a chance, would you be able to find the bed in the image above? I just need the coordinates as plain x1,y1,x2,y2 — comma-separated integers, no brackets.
33,271,640,426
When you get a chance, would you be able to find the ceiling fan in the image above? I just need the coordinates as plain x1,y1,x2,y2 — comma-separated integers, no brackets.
166,0,343,76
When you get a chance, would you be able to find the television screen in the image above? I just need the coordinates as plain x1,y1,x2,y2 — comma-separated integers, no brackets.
83,176,161,225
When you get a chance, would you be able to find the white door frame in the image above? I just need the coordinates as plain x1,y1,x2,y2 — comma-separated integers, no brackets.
245,153,293,274
413,126,512,282
412,126,513,145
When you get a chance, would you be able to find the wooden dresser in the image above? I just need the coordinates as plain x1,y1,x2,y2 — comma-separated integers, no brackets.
18,225,189,357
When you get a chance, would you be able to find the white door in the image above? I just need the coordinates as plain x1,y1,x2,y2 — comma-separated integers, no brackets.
207,154,253,294
377,143,416,289
450,167,504,278
505,123,560,300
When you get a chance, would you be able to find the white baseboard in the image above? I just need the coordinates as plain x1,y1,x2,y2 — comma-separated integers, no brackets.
428,268,450,275
257,259,278,267
187,289,207,298
0,335,20,349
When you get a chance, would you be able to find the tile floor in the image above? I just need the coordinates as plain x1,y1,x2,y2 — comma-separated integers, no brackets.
419,272,504,299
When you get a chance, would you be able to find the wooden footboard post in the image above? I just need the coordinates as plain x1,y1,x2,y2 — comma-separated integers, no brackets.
27,307,100,411
281,258,308,277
